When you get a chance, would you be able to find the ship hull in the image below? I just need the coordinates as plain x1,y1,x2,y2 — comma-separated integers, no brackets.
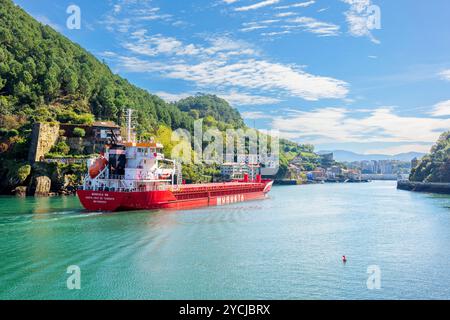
77,181,273,212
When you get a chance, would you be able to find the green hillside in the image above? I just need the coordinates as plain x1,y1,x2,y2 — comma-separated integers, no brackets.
0,0,194,134
410,131,450,183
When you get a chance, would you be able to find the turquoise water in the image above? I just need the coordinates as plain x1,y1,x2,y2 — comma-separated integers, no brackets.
1,181,450,300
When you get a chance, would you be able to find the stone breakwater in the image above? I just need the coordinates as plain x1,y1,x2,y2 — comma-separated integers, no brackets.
397,180,450,194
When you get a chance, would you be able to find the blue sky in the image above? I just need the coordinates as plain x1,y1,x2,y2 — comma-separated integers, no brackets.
13,0,450,154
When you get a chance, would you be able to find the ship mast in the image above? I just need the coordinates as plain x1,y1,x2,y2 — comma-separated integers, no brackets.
125,108,137,143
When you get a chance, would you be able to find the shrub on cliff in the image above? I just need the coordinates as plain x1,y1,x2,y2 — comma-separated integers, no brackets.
50,141,70,156
17,164,31,183
7,129,18,137
57,110,94,125
73,127,86,138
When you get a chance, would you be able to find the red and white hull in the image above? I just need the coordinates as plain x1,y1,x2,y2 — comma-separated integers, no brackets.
77,180,273,212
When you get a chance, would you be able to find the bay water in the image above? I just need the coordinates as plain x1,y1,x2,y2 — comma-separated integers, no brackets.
1,181,449,299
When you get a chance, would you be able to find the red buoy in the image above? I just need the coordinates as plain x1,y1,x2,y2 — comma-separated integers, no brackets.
342,255,347,263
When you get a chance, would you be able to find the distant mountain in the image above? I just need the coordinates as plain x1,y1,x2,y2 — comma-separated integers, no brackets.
317,150,426,162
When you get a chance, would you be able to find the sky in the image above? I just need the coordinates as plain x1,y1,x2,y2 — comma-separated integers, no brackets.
13,0,450,155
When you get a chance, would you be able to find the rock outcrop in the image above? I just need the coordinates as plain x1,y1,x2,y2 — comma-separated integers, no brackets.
13,186,27,197
31,176,52,197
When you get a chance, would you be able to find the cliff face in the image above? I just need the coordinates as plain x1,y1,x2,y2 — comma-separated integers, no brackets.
409,131,450,183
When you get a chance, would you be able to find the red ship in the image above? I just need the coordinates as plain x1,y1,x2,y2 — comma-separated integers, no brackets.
77,112,273,212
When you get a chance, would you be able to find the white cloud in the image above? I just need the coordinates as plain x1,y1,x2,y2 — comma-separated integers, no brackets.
125,30,201,56
154,91,192,102
241,25,269,32
203,36,258,57
241,111,273,119
235,0,280,12
237,3,336,39
439,69,450,81
342,0,380,43
271,107,450,144
240,19,279,32
155,91,280,106
430,100,450,117
108,29,348,101
261,30,292,36
223,0,239,3
102,0,173,34
275,1,316,10
124,32,258,60
112,54,348,101
113,5,122,14
218,91,282,105
275,12,297,17
287,17,340,36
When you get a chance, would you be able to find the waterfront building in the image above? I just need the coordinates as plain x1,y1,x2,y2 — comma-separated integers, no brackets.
234,153,279,177
307,167,326,181
220,162,261,181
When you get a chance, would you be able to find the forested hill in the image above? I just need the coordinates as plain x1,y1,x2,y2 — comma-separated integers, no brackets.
1,0,322,187
410,131,450,183
176,95,245,130
0,0,244,137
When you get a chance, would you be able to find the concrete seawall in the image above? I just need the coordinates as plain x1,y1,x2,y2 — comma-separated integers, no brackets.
397,180,450,194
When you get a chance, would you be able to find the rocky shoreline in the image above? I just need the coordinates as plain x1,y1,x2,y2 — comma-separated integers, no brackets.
397,180,450,194
0,161,84,197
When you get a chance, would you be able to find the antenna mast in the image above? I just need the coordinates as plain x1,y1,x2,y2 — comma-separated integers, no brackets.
126,109,136,143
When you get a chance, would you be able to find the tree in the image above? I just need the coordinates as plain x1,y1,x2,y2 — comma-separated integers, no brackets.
155,125,175,157
61,68,78,94
0,26,13,45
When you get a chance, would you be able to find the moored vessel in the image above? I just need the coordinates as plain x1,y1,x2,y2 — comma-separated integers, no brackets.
77,111,273,212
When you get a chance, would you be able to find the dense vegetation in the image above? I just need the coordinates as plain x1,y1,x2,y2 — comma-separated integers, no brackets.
410,131,450,183
0,0,193,136
0,0,242,158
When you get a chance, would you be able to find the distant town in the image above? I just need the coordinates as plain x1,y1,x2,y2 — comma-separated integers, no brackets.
221,151,414,185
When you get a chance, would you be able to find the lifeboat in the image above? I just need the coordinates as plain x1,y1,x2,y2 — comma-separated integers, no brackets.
89,155,108,179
